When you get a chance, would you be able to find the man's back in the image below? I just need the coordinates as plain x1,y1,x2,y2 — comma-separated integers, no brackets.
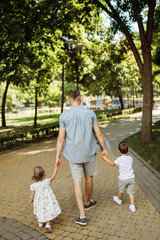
59,105,98,163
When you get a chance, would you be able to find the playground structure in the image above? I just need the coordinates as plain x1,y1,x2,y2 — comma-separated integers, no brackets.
84,95,143,110
84,95,113,110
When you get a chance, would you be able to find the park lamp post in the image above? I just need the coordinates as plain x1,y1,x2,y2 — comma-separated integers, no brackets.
65,39,85,90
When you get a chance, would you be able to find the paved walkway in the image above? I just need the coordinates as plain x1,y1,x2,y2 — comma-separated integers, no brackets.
100,108,160,215
0,109,160,240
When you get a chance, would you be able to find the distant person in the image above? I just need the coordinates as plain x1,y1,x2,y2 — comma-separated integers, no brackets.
101,141,136,213
30,166,61,232
55,89,108,225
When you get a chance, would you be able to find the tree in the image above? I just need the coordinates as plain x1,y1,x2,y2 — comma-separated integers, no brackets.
79,31,130,110
84,0,156,142
0,0,69,127
121,50,142,101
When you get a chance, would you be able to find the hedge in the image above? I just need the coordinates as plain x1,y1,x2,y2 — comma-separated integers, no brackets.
122,107,142,115
96,109,122,121
0,107,143,152
0,125,59,151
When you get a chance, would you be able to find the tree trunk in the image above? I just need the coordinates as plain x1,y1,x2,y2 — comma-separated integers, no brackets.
117,89,124,110
141,51,153,141
132,89,135,108
75,57,79,90
116,81,124,110
34,72,40,128
1,80,10,127
61,63,65,113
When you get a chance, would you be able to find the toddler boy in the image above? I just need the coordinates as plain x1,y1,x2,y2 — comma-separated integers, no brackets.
101,141,136,213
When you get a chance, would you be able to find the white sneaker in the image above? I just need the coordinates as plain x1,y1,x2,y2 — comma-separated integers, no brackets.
129,205,136,213
113,196,122,205
38,222,43,227
45,224,53,233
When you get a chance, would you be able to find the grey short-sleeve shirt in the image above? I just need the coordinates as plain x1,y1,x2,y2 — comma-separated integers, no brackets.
59,105,99,163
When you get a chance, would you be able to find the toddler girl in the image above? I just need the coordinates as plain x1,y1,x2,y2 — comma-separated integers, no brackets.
30,166,61,232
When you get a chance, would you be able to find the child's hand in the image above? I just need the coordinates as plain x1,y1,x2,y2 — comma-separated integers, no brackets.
101,152,108,162
101,153,116,166
56,157,62,171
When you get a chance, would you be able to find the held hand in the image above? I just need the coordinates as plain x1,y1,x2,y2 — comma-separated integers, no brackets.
101,151,109,162
55,157,62,171
102,150,108,158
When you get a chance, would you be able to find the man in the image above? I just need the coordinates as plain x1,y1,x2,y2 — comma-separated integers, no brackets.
55,90,108,225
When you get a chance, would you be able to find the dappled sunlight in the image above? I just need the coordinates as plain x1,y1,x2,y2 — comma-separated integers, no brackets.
0,128,13,135
18,147,56,155
100,124,108,128
104,132,110,136
129,131,135,135
127,117,141,121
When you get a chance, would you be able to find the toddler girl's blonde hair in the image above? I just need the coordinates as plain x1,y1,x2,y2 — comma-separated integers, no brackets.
32,166,45,181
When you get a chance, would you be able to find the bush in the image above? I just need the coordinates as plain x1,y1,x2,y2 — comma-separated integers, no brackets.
96,109,122,121
122,107,142,115
0,124,59,151
0,106,143,152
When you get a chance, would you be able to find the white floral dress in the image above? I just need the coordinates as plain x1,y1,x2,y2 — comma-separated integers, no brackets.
30,178,61,223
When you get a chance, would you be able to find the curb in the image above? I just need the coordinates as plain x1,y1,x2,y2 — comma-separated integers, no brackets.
129,148,160,180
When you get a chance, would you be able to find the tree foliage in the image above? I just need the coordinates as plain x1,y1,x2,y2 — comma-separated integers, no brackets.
0,0,159,143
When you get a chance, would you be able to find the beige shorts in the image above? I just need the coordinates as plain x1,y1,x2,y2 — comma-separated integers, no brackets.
118,178,135,194
69,154,98,179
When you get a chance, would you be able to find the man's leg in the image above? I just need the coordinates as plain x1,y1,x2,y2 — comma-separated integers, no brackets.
85,175,93,205
83,155,97,209
73,178,85,217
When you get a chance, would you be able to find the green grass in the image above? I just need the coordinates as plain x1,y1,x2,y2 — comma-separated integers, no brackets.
124,121,160,172
1,113,60,131
1,109,121,130
0,107,141,137
0,107,142,154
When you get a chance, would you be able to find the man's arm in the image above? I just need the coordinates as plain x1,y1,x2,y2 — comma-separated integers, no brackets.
55,127,66,170
93,125,108,158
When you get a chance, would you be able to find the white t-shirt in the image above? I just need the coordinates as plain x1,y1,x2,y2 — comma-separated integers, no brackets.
114,155,135,180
